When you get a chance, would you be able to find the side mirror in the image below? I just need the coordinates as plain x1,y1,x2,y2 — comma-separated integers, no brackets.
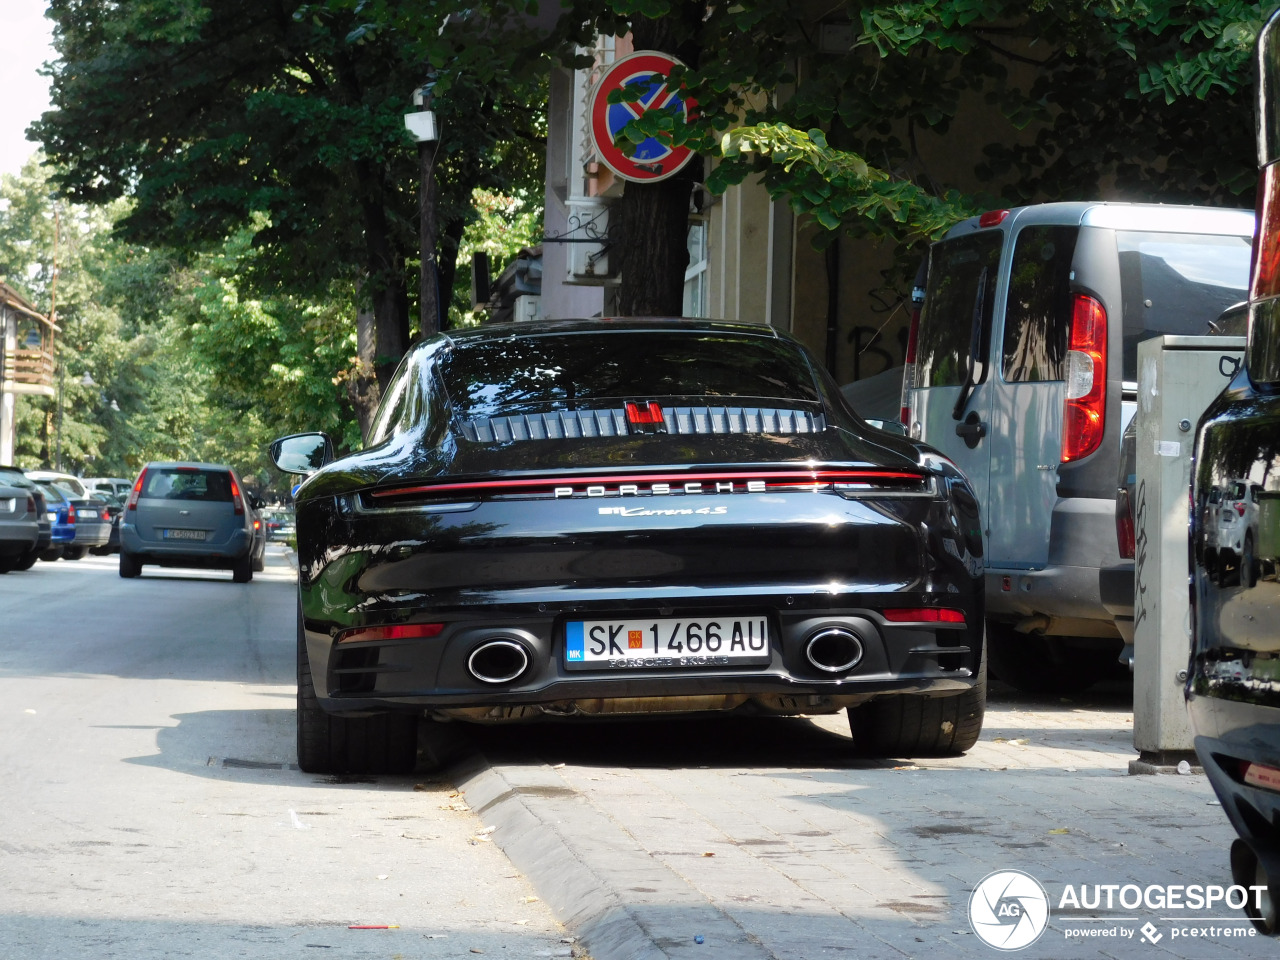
270,432,334,475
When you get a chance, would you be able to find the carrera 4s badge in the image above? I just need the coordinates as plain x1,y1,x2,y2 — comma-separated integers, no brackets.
599,505,728,517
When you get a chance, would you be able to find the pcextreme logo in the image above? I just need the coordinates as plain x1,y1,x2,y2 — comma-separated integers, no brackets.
969,870,1051,951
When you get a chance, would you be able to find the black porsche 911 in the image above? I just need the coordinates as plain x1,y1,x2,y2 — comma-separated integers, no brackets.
271,318,986,774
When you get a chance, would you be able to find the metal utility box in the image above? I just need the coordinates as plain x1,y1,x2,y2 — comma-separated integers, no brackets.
1132,336,1246,765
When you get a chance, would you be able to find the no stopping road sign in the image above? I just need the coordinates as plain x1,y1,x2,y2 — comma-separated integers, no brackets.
589,51,697,183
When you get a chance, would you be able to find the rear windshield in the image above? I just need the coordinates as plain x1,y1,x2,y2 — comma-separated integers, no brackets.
440,330,821,415
144,468,233,502
918,233,1004,388
1118,231,1251,380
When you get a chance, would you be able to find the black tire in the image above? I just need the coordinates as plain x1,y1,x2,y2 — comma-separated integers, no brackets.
64,545,88,560
89,545,111,556
251,551,265,573
296,607,417,774
231,553,253,583
39,548,63,562
0,555,16,574
848,640,987,757
14,547,38,571
119,550,142,578
1243,533,1256,589
986,621,1118,695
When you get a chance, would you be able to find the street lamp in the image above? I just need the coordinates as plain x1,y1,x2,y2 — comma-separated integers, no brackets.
405,72,442,338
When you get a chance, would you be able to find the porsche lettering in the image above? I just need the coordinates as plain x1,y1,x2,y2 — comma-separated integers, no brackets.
555,480,765,498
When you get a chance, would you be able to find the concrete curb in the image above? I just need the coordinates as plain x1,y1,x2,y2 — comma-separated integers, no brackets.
454,756,773,960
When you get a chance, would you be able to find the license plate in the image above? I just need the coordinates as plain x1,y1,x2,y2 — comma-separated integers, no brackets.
79,510,98,519
163,528,207,540
564,617,770,670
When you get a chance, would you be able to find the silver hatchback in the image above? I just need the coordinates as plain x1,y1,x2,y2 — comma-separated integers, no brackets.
119,462,261,582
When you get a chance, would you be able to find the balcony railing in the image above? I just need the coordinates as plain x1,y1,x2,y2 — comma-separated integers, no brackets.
2,347,56,389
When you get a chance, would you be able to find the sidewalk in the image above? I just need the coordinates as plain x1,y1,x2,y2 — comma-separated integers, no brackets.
456,682,1272,960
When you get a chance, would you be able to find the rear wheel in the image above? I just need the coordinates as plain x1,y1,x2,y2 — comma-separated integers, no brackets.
251,551,265,573
118,550,142,578
0,555,17,574
39,548,62,562
231,553,252,583
847,642,987,757
64,545,88,560
296,607,418,774
14,547,38,571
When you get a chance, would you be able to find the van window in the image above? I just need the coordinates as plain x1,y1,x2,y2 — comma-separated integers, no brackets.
1002,226,1078,382
918,232,1003,388
143,468,233,502
1117,232,1251,380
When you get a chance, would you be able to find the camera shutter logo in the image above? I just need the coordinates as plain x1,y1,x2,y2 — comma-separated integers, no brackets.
969,870,1051,950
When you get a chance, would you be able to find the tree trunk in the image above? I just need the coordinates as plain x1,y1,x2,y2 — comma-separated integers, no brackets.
614,12,701,317
354,158,411,390
347,277,381,444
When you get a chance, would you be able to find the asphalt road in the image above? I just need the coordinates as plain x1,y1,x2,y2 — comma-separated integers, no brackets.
0,547,574,959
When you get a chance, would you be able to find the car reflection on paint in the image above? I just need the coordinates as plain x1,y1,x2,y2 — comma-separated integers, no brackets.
272,318,988,776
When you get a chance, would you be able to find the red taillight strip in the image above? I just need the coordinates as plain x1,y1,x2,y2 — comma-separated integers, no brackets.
368,469,928,500
230,473,244,516
882,608,966,624
338,623,445,644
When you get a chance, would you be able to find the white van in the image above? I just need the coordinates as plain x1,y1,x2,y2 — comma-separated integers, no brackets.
903,202,1254,691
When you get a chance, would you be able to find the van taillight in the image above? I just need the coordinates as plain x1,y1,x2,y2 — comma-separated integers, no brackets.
978,209,1010,228
1251,162,1280,300
1116,486,1135,559
1062,294,1107,463
230,474,244,516
25,496,35,516
128,469,147,510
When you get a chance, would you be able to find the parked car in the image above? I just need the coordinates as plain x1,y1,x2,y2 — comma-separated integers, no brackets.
90,491,124,556
262,506,296,541
119,462,264,582
272,317,987,775
35,481,76,560
83,476,132,498
0,466,50,570
904,201,1254,691
34,480,112,559
26,470,90,498
1187,11,1280,935
0,470,40,573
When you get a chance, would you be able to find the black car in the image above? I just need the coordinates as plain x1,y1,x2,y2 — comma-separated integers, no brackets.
272,318,987,774
1186,11,1280,936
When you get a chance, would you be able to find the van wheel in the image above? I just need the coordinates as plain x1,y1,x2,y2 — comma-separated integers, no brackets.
296,607,418,774
119,551,142,578
39,548,62,562
848,643,986,757
14,547,38,571
64,546,88,560
231,553,252,583
987,622,1118,694
251,552,265,573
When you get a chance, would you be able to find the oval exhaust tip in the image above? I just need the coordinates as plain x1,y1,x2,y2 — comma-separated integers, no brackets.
805,628,864,674
468,639,530,685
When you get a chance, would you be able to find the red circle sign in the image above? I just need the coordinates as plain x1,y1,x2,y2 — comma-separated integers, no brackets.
589,51,697,183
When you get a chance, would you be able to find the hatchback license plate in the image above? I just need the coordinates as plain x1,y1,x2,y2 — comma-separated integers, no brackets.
565,617,770,670
163,528,206,540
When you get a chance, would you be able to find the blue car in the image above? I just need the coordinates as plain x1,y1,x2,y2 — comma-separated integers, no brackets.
36,482,76,560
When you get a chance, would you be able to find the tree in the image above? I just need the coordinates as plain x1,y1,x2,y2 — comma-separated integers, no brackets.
35,0,563,414
574,0,1266,266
